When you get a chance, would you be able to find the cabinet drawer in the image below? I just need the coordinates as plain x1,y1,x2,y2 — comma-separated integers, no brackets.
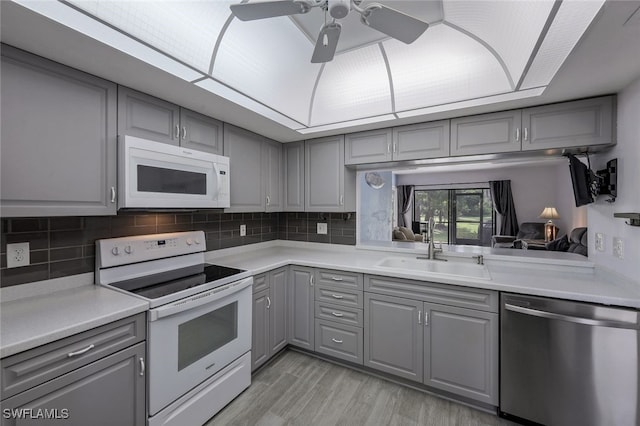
253,273,268,294
1,313,145,400
315,269,363,290
315,301,363,328
315,320,363,365
315,285,363,308
364,275,498,312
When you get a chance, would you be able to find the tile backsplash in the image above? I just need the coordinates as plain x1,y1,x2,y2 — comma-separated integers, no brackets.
1,211,355,287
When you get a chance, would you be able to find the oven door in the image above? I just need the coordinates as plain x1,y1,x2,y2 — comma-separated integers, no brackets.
147,277,252,415
119,135,229,209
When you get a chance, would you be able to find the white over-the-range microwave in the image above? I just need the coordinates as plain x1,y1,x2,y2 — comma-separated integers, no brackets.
118,135,230,209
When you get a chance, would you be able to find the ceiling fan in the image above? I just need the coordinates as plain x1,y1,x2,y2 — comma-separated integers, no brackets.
230,0,430,63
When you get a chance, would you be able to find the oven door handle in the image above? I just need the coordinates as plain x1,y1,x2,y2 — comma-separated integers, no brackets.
149,277,252,321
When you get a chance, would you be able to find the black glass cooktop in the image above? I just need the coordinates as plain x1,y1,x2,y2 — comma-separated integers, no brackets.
110,263,246,300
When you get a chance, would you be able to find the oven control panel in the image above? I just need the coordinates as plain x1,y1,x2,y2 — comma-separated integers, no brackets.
96,231,205,268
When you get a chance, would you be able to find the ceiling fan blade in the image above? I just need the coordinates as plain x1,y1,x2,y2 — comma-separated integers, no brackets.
311,22,341,63
230,0,313,21
360,3,429,44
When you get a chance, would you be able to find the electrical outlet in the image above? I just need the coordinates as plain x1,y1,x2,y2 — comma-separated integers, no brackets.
595,232,605,252
7,242,30,268
317,223,327,234
613,237,624,259
240,224,246,237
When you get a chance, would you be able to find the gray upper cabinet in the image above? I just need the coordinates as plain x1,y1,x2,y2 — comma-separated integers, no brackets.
288,266,315,350
393,120,450,161
450,110,522,156
180,108,224,155
345,129,393,165
364,293,423,382
283,141,305,211
118,87,223,154
264,139,283,212
522,96,614,151
305,135,356,212
423,303,498,405
224,124,266,213
1,45,117,217
118,86,180,145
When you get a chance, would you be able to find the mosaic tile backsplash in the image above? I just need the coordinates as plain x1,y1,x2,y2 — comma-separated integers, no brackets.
0,211,356,287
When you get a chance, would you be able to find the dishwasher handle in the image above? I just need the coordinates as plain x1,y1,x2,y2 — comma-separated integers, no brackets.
504,303,640,330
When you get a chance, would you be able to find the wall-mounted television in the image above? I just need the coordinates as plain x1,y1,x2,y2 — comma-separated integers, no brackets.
567,154,617,207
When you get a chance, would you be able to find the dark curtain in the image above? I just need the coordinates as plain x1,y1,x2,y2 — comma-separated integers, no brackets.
489,180,519,236
397,185,414,227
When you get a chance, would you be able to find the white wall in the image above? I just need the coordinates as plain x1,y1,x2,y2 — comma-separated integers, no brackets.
396,164,581,236
588,76,640,283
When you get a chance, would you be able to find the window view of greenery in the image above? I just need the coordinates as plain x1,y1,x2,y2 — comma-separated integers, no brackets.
414,188,494,246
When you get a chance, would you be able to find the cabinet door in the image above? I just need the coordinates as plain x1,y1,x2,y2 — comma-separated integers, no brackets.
287,266,314,350
450,110,522,156
423,303,498,405
252,289,270,371
345,129,392,165
269,267,288,354
1,46,117,217
283,141,305,211
1,343,145,426
522,96,614,151
179,108,223,155
264,140,283,212
393,120,450,161
118,86,180,145
305,135,355,212
223,124,265,212
364,293,423,382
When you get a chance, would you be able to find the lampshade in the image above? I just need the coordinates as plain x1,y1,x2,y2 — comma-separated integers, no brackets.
539,207,560,220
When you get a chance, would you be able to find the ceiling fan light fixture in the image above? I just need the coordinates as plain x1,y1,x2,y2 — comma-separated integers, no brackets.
328,0,350,19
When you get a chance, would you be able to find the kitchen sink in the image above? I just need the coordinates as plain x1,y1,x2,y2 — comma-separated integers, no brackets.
375,256,491,280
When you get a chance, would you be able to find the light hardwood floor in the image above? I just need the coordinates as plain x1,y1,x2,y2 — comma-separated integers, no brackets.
206,350,519,426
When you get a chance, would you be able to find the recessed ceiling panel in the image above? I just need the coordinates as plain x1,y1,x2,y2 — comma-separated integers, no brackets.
67,0,232,72
386,25,511,113
310,44,392,126
521,0,606,90
444,0,555,86
214,16,320,125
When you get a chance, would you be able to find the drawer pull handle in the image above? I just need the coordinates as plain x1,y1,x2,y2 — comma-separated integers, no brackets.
266,296,271,309
67,344,95,358
331,312,344,317
139,357,145,376
331,338,343,344
331,276,343,281
331,294,344,299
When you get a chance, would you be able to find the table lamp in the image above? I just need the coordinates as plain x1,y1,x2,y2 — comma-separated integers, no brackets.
539,207,560,242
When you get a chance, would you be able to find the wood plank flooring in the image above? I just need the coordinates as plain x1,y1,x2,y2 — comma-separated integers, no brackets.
205,350,519,426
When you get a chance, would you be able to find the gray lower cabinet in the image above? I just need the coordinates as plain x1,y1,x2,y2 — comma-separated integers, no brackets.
251,268,287,371
305,136,356,212
283,141,305,211
450,110,522,156
287,266,315,350
522,95,614,151
118,87,223,154
363,293,423,382
423,302,498,405
0,313,146,425
1,44,117,217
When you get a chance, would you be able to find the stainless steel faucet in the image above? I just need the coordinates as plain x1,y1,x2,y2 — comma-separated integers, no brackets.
427,217,444,261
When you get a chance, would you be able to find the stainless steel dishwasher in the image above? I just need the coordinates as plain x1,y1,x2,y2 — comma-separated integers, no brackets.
500,293,640,426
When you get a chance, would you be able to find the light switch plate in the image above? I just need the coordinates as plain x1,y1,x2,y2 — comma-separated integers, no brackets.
7,242,30,268
240,224,246,237
595,232,604,252
613,237,624,259
317,223,327,234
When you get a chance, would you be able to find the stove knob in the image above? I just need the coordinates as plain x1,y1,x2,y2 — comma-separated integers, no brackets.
186,239,193,246
124,245,133,254
195,239,201,245
111,247,120,256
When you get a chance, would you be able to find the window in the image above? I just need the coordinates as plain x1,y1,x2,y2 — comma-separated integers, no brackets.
413,188,494,246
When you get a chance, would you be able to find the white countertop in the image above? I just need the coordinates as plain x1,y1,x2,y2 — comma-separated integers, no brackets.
0,274,148,358
206,240,640,309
